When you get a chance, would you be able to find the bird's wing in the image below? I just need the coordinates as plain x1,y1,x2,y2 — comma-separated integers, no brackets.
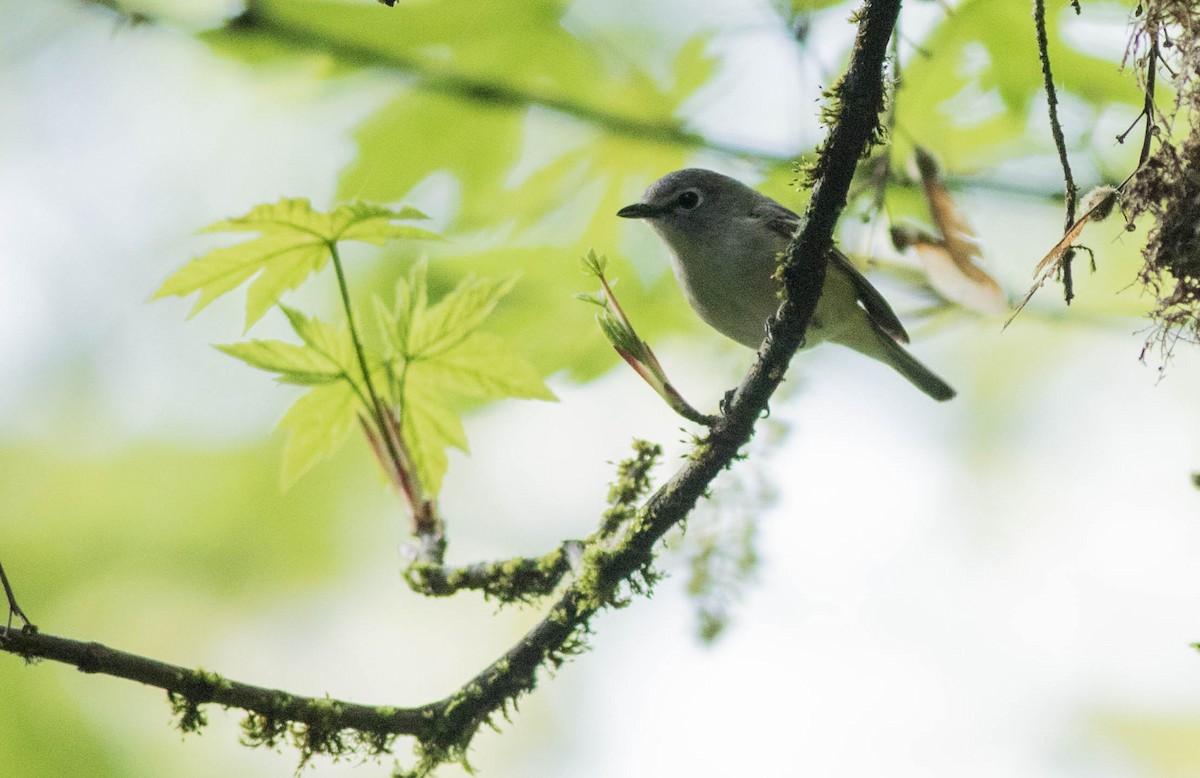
827,248,909,343
755,201,910,344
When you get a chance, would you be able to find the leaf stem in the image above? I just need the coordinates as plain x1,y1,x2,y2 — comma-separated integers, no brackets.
328,242,439,540
328,242,385,428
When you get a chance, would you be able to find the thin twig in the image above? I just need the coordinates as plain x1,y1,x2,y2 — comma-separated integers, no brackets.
0,560,33,634
1117,38,1159,191
1034,0,1079,302
1138,39,1159,167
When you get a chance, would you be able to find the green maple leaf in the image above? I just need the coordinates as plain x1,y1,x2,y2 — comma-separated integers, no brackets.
398,379,467,498
214,339,344,386
277,381,362,489
409,332,551,401
216,305,359,385
154,198,440,328
218,305,373,486
378,262,556,494
214,258,552,494
384,262,520,359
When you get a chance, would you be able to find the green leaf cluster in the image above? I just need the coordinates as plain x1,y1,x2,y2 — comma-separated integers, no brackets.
373,262,555,494
157,199,552,493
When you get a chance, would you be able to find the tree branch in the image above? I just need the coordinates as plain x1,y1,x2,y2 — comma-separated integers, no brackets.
404,541,581,600
0,628,436,738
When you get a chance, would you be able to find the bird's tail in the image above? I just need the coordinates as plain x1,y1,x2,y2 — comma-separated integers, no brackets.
874,335,956,402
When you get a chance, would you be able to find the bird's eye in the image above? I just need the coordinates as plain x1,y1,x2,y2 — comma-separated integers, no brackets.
677,190,701,210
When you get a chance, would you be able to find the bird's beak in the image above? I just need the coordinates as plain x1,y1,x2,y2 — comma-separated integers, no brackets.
616,202,661,219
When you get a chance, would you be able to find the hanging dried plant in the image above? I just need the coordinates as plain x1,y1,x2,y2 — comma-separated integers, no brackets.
1122,2,1200,356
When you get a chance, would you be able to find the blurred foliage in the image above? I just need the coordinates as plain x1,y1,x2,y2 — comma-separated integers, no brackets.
0,439,377,773
196,0,735,379
896,0,1142,170
0,440,366,611
0,670,125,778
192,0,1155,386
681,419,783,644
1093,713,1200,778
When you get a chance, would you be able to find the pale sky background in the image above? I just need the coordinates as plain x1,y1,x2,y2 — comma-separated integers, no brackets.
3,1,1200,777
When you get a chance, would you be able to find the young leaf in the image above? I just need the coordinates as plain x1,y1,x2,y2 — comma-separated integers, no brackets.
201,199,431,241
215,307,362,393
215,340,344,386
373,295,402,360
278,382,362,489
578,250,713,425
154,198,439,328
378,265,556,494
156,234,327,326
409,332,556,402
407,275,518,358
390,261,430,356
398,379,469,496
279,305,357,378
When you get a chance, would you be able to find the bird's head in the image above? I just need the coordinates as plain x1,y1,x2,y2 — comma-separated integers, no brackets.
617,168,757,248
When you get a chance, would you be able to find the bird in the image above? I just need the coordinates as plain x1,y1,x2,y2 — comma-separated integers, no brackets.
617,168,956,402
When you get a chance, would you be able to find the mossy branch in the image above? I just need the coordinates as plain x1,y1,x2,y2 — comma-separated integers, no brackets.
0,629,438,738
405,439,665,602
404,542,582,602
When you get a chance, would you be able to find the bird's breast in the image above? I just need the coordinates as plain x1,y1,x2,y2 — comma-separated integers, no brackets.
661,227,789,349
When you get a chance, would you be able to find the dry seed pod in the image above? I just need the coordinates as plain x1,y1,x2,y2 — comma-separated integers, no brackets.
905,148,1007,315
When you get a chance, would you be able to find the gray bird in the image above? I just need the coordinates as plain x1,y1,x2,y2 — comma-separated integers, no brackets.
617,168,955,401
